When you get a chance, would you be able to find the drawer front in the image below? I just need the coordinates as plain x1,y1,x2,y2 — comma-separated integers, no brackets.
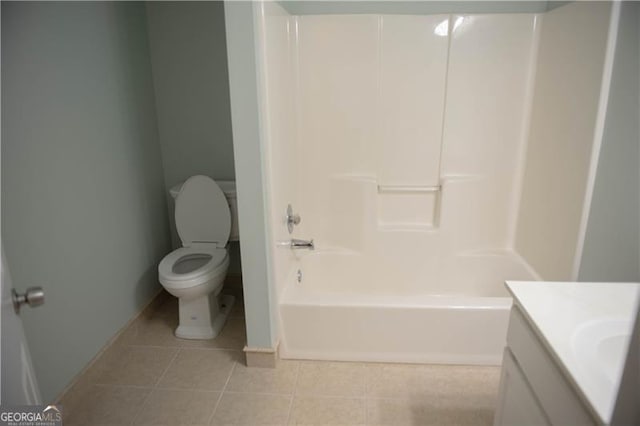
507,306,597,426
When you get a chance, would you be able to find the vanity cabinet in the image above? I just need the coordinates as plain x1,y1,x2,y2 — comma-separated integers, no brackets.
495,348,549,425
494,306,598,426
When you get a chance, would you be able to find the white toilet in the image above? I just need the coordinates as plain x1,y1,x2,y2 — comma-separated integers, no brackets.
158,175,235,340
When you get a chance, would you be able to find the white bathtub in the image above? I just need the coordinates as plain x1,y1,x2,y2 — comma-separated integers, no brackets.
279,250,539,365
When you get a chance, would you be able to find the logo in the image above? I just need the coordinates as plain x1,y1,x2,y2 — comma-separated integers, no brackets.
0,404,63,426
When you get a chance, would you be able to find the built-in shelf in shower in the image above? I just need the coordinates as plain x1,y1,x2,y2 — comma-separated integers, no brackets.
377,223,438,232
377,188,441,230
377,184,441,194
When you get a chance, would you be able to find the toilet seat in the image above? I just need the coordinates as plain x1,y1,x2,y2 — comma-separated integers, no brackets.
159,246,228,287
158,175,233,290
175,175,230,247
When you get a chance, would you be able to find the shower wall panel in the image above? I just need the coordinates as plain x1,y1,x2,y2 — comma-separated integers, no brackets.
297,16,378,177
295,16,380,249
256,2,299,298
295,13,538,259
296,15,451,245
440,14,539,251
377,15,449,187
258,10,541,296
515,2,613,280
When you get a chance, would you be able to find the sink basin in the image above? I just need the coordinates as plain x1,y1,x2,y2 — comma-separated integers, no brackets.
572,318,632,389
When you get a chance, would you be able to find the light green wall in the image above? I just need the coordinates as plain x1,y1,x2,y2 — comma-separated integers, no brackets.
579,2,640,282
145,1,234,189
224,1,278,349
1,2,170,401
145,1,240,273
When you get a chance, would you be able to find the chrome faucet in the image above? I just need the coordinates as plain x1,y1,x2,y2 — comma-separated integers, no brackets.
290,239,314,250
286,204,301,234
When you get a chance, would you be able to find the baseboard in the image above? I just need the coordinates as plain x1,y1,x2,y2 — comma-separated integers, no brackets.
243,341,280,368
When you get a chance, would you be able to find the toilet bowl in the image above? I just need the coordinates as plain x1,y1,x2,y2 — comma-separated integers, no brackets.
158,175,235,340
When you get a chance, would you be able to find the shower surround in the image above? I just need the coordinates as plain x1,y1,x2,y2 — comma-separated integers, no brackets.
254,2,614,364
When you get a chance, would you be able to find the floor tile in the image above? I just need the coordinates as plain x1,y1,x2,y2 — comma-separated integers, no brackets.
118,315,180,347
64,385,150,426
225,360,299,394
157,349,239,391
133,388,220,425
288,396,365,425
58,368,94,413
210,392,291,426
296,361,365,397
366,398,495,426
58,288,502,426
365,363,500,403
88,345,178,387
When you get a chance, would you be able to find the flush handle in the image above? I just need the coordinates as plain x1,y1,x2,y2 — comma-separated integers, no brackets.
12,287,45,314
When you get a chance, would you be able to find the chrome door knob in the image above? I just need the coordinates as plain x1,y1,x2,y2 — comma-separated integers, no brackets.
12,287,45,314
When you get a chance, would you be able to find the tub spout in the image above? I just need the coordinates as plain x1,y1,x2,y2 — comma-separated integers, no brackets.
290,238,314,250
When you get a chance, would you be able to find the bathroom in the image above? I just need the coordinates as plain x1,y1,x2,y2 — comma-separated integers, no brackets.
2,1,639,425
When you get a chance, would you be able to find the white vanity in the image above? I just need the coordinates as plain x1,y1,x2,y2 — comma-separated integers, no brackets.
494,281,640,426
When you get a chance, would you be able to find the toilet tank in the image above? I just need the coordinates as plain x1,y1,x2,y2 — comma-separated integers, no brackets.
169,179,239,242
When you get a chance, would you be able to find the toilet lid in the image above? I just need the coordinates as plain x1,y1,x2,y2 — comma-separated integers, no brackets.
175,175,230,247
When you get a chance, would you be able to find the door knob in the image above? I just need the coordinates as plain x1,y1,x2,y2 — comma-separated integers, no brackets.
12,287,45,314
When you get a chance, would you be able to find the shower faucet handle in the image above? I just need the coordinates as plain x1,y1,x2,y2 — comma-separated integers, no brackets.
286,204,301,234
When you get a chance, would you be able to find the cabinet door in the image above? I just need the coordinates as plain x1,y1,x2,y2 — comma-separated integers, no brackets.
494,348,550,426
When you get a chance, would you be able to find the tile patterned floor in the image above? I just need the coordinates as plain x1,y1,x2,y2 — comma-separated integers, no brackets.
59,286,501,425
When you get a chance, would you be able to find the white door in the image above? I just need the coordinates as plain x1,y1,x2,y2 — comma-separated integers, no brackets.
1,242,42,404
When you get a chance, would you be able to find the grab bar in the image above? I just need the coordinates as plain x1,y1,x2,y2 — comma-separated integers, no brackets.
377,184,441,194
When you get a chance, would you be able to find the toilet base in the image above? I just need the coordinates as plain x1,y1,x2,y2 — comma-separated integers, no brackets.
175,293,235,340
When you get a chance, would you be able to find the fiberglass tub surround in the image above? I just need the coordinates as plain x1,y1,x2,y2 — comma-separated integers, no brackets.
255,2,614,364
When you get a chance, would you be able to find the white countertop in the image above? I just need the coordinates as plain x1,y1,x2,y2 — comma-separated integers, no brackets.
506,281,640,424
